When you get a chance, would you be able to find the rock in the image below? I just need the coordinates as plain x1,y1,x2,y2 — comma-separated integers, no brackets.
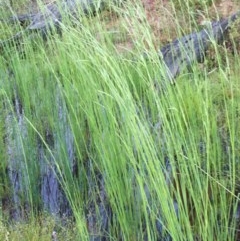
159,10,240,80
0,0,121,47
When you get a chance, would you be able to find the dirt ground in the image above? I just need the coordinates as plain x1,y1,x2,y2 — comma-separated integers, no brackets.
4,0,240,52
142,0,240,41
113,0,240,52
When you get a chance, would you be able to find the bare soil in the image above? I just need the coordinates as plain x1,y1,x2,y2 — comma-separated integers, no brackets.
4,0,240,53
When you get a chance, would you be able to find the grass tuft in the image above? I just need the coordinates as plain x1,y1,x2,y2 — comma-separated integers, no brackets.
0,0,240,240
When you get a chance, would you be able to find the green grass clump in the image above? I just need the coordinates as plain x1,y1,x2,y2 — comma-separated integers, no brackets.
0,0,240,240
0,214,79,241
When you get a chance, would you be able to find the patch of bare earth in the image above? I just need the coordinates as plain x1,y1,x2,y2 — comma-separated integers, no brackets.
101,0,177,54
5,1,240,54
101,0,240,54
141,0,240,45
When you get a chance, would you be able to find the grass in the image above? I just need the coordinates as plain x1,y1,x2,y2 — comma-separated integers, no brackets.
0,0,240,240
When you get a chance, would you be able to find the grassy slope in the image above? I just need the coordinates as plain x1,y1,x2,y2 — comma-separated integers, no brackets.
0,0,240,240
